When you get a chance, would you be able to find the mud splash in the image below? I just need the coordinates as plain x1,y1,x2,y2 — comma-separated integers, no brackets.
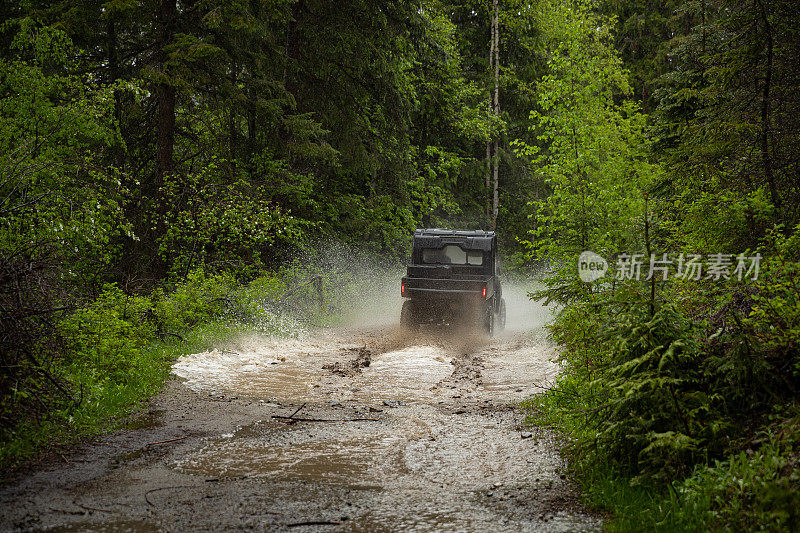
349,345,451,404
171,337,343,402
171,331,459,406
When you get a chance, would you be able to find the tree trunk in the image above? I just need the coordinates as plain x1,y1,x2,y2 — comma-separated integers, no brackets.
284,0,304,103
247,96,257,165
229,60,237,172
155,0,177,188
492,140,499,229
491,0,500,230
755,0,781,212
107,14,125,171
485,0,495,223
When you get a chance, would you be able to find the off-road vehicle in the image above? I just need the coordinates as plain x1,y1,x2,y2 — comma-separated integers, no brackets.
400,228,506,335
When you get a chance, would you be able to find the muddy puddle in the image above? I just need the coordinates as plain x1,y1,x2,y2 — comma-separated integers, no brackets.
344,506,598,533
160,291,601,531
172,334,458,405
349,345,452,404
174,419,403,486
480,341,561,400
1,282,599,532
171,337,344,402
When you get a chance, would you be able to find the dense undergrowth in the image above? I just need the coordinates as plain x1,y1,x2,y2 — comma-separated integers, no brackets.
0,245,394,474
523,231,800,530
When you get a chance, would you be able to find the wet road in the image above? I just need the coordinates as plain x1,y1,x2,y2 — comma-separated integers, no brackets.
1,291,600,532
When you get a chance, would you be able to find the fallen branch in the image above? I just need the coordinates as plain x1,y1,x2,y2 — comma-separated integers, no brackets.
50,507,84,516
288,403,306,419
287,520,341,527
144,485,193,506
147,436,188,446
271,416,379,422
75,502,112,513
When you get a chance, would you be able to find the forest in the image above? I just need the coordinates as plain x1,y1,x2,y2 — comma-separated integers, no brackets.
1,0,799,529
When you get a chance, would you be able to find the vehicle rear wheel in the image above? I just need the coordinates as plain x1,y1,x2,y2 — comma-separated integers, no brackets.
497,298,507,331
401,300,418,330
483,302,495,336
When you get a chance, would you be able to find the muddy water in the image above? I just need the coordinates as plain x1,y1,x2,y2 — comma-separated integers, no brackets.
164,284,599,532
176,424,401,486
1,282,598,532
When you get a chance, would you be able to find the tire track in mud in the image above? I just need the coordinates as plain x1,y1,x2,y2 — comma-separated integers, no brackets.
0,325,599,532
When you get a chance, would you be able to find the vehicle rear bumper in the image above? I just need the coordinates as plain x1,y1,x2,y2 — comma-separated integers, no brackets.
401,276,494,300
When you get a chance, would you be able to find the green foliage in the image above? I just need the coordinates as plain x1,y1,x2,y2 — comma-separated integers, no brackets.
650,0,800,248
510,0,800,530
678,417,800,532
59,285,154,383
157,165,305,278
746,226,800,370
594,302,710,482
0,268,289,470
152,269,234,333
514,0,659,302
0,27,129,288
525,291,800,529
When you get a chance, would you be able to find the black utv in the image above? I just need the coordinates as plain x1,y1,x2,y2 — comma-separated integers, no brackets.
400,229,506,335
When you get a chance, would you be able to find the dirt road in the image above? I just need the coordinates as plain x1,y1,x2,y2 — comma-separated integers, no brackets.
1,291,600,532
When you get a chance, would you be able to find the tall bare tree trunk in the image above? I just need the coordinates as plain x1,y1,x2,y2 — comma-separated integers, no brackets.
491,0,500,230
107,14,125,172
247,86,257,164
284,0,304,102
485,0,495,223
156,0,176,188
229,60,237,173
755,0,781,213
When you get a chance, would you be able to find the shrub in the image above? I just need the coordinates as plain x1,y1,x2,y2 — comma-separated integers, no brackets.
678,415,800,531
59,284,154,383
152,269,234,334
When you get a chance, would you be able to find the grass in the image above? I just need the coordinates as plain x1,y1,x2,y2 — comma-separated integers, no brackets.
521,368,800,532
0,319,244,474
521,384,698,532
575,465,690,532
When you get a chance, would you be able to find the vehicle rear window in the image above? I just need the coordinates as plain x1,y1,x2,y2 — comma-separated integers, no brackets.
422,245,483,265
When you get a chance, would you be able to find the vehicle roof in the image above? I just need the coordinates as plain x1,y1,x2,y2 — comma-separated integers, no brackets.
414,228,495,237
412,228,495,252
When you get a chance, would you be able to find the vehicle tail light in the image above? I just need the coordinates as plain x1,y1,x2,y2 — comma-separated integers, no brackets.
482,285,487,298
401,282,405,295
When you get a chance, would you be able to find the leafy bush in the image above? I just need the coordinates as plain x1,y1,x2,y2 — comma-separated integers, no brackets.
525,231,800,528
152,269,234,334
592,302,711,482
745,226,800,384
156,165,307,279
0,268,248,469
678,416,800,532
59,285,154,383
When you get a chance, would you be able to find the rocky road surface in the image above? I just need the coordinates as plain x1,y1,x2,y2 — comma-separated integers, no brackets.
1,298,600,532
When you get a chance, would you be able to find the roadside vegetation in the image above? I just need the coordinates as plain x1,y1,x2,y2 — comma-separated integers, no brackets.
521,0,800,530
1,270,285,470
0,247,394,471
